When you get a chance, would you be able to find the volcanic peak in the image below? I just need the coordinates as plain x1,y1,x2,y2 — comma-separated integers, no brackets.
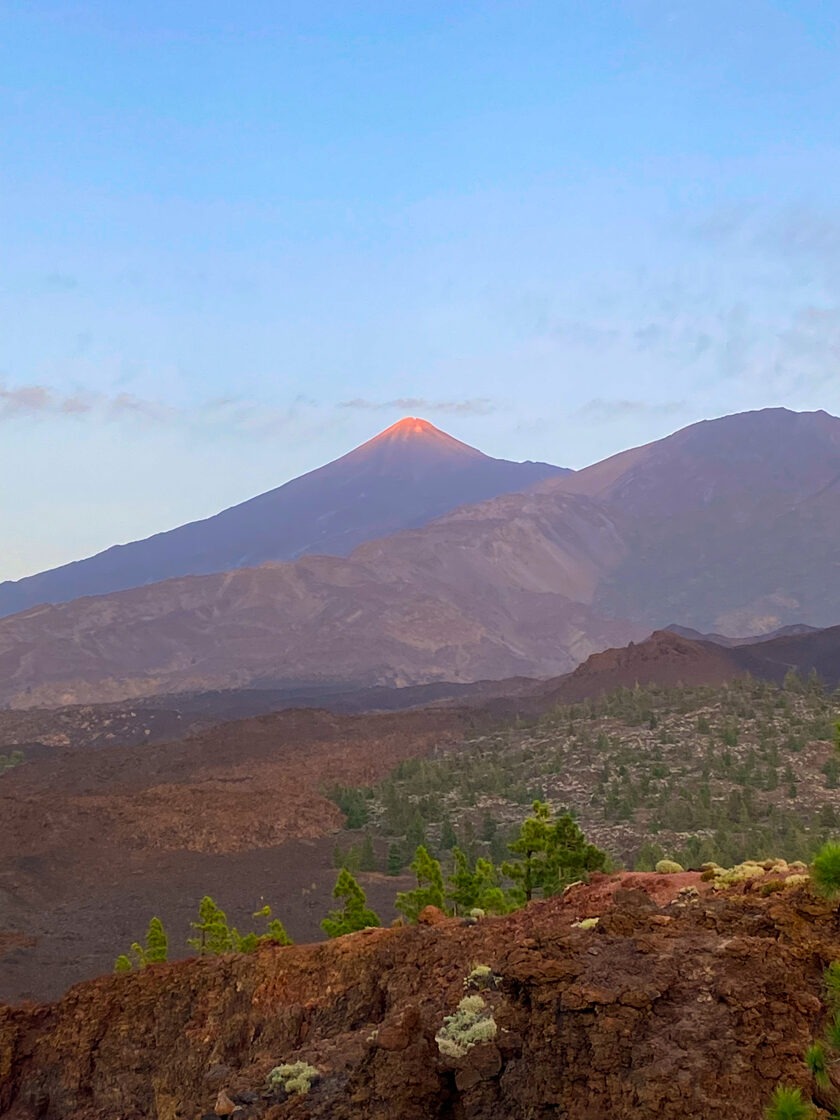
354,416,487,462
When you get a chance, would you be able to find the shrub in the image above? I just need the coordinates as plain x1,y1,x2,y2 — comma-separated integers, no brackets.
655,859,684,874
826,962,840,1009
464,964,497,991
114,954,132,973
805,1042,830,1088
825,1009,840,1051
435,994,497,1059
760,880,786,896
812,843,840,900
764,1085,813,1120
572,917,599,930
268,1061,320,1095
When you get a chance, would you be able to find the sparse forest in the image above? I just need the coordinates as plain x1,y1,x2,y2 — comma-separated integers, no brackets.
329,674,840,873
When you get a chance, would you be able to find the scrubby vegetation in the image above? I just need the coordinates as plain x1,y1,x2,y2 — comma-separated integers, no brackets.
115,898,291,971
764,1085,813,1120
0,749,24,775
114,802,607,967
114,916,168,972
267,1061,320,1095
329,676,840,873
435,993,497,1058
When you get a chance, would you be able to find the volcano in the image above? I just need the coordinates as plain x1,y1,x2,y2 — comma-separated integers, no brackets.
0,418,568,617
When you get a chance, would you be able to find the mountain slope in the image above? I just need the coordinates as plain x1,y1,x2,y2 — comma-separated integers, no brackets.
0,488,643,707
2,407,839,708
0,417,568,618
553,407,840,633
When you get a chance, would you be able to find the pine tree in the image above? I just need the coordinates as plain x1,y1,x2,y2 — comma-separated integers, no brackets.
386,843,403,876
395,845,447,923
265,918,293,945
321,869,381,938
188,895,233,955
359,832,377,871
114,954,132,973
440,817,458,850
502,801,553,903
446,848,508,915
144,917,168,964
503,801,606,904
480,813,497,843
405,809,427,854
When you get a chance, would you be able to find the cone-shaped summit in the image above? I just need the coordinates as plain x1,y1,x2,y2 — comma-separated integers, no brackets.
0,419,567,617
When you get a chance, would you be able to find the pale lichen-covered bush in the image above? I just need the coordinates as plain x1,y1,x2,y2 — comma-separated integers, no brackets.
464,964,496,990
268,1061,320,1095
436,994,497,1058
655,859,684,874
712,861,767,887
572,917,599,930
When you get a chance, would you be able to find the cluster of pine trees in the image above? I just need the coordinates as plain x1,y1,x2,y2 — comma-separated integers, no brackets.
115,801,605,971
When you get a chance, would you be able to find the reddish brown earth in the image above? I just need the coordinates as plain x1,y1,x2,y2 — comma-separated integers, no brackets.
1,874,836,1120
0,706,478,1001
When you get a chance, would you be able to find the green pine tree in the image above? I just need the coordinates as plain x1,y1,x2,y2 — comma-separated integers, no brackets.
439,817,458,850
386,843,403,876
446,847,508,915
187,895,233,955
503,801,606,904
395,845,447,923
144,917,168,964
321,869,381,938
359,832,377,872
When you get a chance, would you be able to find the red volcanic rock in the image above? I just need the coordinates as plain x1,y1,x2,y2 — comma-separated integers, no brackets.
0,875,836,1120
417,906,449,926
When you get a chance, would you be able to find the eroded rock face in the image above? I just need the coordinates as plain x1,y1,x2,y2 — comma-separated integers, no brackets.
0,876,835,1119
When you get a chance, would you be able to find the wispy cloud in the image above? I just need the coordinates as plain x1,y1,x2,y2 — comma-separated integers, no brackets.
0,381,314,435
339,396,495,416
576,399,689,424
0,381,174,423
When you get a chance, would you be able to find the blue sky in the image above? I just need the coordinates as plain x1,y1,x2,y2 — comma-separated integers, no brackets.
2,1,840,580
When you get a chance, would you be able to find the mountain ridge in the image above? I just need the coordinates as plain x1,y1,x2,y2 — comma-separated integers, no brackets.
2,407,840,708
0,417,569,618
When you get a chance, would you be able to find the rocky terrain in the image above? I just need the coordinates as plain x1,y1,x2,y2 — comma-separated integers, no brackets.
3,645,840,1003
0,705,479,1001
1,871,837,1120
1,407,839,709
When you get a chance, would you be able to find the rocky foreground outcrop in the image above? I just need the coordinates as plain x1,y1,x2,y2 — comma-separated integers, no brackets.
1,872,837,1119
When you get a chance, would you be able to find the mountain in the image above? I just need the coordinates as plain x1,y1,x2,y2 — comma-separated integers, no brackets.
0,417,568,618
2,407,839,709
558,407,840,634
664,623,822,647
0,486,643,707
